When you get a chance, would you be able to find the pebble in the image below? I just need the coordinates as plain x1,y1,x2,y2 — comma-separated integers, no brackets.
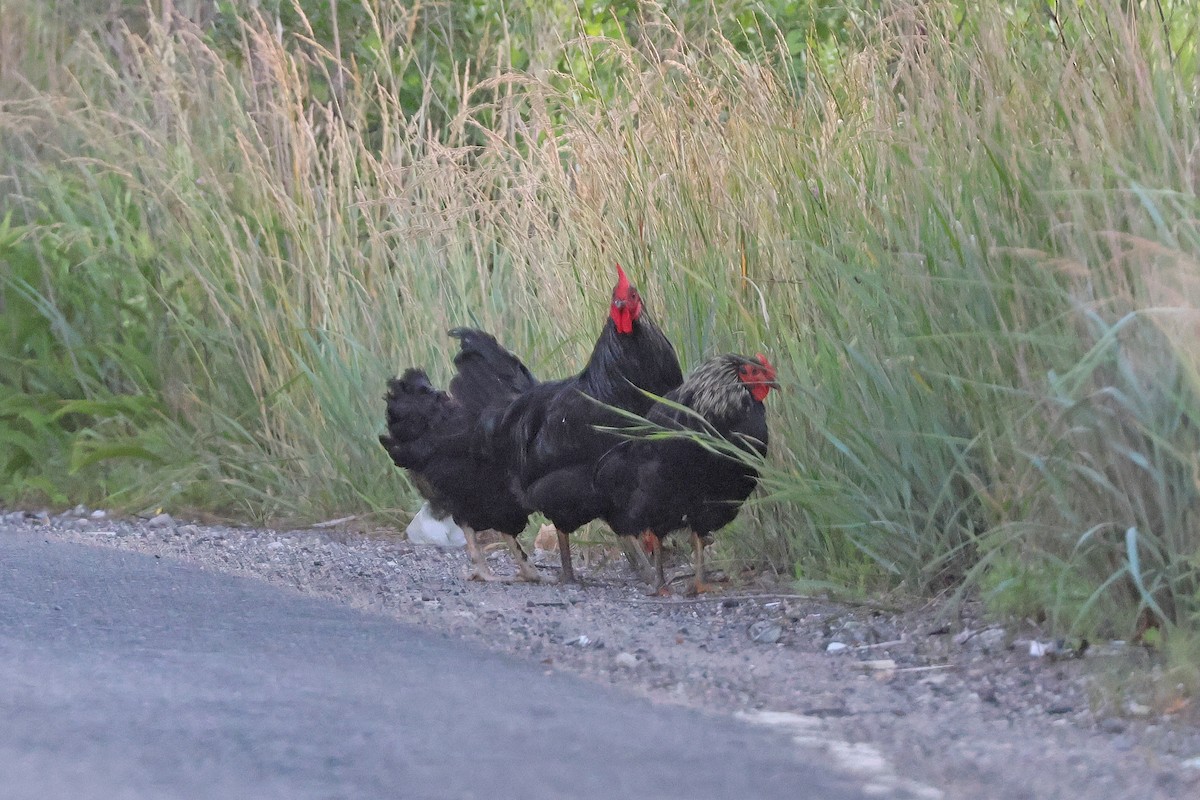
838,620,879,645
748,620,783,644
1126,702,1153,718
826,641,850,654
954,627,1007,649
1181,756,1200,770
1111,735,1135,752
614,652,639,669
1099,718,1127,734
146,513,174,528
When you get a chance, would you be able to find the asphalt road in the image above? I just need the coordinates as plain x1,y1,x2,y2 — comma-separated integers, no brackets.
0,530,864,800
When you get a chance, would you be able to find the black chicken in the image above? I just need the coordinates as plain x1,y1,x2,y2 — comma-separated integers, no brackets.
379,329,545,582
596,353,777,593
457,264,683,583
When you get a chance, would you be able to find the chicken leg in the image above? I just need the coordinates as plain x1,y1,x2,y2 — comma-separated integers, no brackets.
642,531,668,595
687,529,717,595
464,526,504,582
618,534,659,586
503,535,548,583
557,529,577,584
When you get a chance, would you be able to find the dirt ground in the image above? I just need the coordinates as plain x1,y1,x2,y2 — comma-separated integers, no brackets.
8,506,1200,800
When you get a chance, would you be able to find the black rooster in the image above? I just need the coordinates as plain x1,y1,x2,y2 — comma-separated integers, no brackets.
456,264,683,583
379,329,545,582
596,353,777,593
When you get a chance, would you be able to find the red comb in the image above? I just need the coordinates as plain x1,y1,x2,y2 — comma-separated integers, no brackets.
614,262,631,297
755,353,777,378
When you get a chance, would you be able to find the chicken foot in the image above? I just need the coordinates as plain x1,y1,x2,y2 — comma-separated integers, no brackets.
641,531,669,596
686,529,718,595
464,527,548,583
618,535,659,586
503,535,548,583
463,526,505,582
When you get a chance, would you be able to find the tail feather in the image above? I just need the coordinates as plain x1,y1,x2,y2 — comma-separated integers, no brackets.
447,328,537,412
379,368,448,470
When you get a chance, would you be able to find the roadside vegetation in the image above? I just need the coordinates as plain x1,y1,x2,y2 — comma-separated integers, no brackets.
3,0,1199,652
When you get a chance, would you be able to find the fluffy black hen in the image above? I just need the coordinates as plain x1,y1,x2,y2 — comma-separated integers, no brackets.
596,353,777,593
460,264,683,582
379,330,544,582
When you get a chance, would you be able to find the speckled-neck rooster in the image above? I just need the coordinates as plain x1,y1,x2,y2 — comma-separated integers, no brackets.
596,352,777,594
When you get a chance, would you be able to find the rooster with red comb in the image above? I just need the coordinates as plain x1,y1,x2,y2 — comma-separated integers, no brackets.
452,263,683,583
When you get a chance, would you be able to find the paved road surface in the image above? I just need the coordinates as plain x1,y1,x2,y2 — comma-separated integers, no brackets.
0,531,863,800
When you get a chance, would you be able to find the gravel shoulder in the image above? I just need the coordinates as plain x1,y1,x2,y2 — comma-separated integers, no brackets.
7,507,1200,800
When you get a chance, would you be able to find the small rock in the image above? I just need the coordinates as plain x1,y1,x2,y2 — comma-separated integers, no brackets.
146,513,174,528
614,652,639,669
568,635,593,648
1094,640,1128,657
1099,717,1126,734
1126,702,1153,718
978,628,1007,649
956,627,1006,651
748,620,783,644
266,541,285,551
1181,756,1200,770
826,642,850,654
71,504,88,517
838,621,878,645
90,509,107,520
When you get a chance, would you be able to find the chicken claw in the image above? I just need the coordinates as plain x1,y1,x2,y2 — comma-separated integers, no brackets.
618,536,658,586
466,565,506,582
464,527,502,582
504,535,549,583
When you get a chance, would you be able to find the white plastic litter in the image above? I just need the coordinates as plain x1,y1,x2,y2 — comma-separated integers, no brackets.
405,502,466,548
1029,640,1059,658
